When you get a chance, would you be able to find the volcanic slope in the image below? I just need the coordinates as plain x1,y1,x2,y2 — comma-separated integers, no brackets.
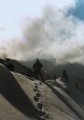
0,63,84,120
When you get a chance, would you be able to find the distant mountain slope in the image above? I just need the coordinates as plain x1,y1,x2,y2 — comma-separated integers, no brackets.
55,63,84,78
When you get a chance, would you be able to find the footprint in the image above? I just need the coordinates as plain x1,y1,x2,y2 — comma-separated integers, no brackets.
45,98,48,100
36,110,46,116
33,89,39,92
35,85,38,89
46,100,48,103
34,96,39,102
44,114,50,119
37,103,43,110
36,92,41,97
34,83,38,85
44,114,53,119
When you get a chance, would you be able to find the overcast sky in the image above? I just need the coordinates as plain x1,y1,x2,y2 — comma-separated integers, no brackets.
0,0,84,64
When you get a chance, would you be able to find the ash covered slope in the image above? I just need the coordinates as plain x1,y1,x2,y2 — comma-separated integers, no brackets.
0,63,42,120
0,61,84,120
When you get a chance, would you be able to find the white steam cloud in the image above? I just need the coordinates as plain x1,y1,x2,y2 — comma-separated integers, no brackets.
0,3,84,64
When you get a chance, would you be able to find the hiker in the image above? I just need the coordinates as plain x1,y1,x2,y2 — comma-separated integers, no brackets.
33,59,44,81
62,70,68,81
63,70,67,77
54,74,56,80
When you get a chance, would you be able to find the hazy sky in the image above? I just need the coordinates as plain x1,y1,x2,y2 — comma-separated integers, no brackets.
0,0,84,64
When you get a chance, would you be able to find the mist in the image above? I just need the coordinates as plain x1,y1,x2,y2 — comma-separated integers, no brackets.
0,0,84,64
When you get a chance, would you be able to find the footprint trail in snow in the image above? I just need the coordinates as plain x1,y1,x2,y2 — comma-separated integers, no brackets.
33,81,53,120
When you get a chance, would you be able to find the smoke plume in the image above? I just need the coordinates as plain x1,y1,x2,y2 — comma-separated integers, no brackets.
0,1,84,65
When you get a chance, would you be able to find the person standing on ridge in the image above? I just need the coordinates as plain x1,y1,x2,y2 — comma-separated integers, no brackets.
54,74,56,81
62,70,68,81
33,59,44,81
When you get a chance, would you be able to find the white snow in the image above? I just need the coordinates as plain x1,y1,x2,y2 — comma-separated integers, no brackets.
0,63,84,120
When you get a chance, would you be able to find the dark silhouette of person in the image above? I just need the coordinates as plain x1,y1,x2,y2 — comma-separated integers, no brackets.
63,70,67,77
62,70,68,81
54,74,56,80
33,59,44,81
